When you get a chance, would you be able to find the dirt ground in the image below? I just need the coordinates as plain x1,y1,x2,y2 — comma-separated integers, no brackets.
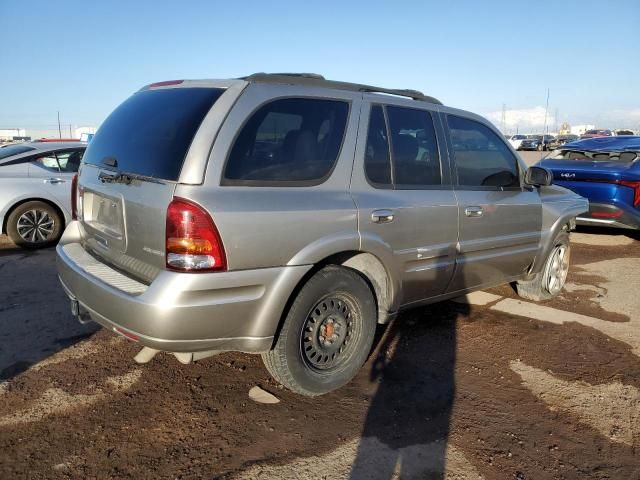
0,228,639,480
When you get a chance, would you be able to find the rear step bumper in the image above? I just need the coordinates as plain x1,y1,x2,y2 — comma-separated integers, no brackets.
576,202,640,230
56,221,311,353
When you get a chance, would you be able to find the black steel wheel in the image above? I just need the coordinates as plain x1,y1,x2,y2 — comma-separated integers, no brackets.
301,294,358,371
262,265,376,396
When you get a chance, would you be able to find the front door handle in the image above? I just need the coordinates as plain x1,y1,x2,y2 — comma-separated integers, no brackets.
464,206,484,218
371,209,394,224
45,177,66,184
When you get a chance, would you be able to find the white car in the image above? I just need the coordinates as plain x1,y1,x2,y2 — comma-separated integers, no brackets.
0,142,86,248
509,134,527,150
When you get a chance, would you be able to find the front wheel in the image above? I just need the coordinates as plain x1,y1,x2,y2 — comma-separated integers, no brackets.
262,266,376,396
516,230,570,301
6,201,63,249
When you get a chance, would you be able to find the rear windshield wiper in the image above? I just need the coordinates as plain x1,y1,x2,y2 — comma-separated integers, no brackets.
98,170,166,185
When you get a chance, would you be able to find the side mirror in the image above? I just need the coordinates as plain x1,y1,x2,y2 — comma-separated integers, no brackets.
525,166,553,186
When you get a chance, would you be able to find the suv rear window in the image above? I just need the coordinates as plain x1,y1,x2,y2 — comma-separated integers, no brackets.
223,98,349,185
83,87,224,181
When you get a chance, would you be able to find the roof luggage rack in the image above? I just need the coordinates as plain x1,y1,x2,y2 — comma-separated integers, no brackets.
241,73,442,105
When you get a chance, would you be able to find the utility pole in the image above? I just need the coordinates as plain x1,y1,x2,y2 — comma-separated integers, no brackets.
542,88,550,135
57,111,62,139
69,124,72,137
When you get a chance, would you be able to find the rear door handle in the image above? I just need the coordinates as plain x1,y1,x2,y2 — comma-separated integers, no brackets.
45,177,66,184
464,206,483,218
371,209,394,224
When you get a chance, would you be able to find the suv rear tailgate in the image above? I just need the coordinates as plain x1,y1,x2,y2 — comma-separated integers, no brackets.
75,85,229,283
79,164,175,283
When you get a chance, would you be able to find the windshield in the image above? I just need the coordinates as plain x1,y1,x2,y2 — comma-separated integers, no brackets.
83,87,225,181
0,144,36,160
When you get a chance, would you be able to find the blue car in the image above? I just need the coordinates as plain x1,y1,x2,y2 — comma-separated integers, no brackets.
537,136,640,230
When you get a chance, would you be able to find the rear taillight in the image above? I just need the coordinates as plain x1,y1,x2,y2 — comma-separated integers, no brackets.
71,174,78,220
166,197,226,272
617,180,640,207
71,174,84,220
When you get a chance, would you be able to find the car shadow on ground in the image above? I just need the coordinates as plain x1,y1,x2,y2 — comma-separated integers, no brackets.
349,295,470,479
0,244,98,380
575,225,640,241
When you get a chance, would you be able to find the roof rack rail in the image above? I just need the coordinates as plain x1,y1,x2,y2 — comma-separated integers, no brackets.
241,73,442,105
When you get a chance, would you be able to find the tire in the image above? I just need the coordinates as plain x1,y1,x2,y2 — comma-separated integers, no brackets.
516,229,570,301
6,201,63,249
262,265,376,396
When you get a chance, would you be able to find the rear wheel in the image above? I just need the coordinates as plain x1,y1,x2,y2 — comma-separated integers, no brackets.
516,229,570,301
262,266,376,396
6,201,63,249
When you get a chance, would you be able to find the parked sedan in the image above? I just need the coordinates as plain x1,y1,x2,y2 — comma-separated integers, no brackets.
0,142,86,248
538,136,640,229
508,134,527,150
580,129,612,139
547,134,579,150
519,134,555,151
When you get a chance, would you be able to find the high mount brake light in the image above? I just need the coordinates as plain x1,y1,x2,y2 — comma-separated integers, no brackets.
148,80,184,88
165,198,227,272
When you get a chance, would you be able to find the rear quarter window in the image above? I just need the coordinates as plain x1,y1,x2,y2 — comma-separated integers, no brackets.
223,97,349,185
82,87,224,181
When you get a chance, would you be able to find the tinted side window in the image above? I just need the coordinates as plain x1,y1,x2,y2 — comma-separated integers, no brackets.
447,115,520,188
224,98,349,184
56,150,84,172
387,106,441,186
364,105,391,186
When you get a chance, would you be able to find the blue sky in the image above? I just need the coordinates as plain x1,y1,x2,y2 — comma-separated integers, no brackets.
1,0,638,135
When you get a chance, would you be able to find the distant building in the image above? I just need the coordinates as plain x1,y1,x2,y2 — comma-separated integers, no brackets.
75,126,97,138
570,124,595,135
558,122,572,135
0,128,26,141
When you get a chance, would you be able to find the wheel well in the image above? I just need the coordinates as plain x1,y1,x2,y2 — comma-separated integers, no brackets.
2,198,66,234
269,251,393,350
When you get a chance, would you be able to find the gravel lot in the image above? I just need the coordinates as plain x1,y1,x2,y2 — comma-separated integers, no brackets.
0,227,638,479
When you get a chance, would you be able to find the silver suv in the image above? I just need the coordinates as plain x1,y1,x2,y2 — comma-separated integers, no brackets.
56,74,587,396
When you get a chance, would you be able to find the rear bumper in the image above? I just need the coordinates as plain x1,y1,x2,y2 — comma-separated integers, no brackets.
56,222,311,353
576,202,640,230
